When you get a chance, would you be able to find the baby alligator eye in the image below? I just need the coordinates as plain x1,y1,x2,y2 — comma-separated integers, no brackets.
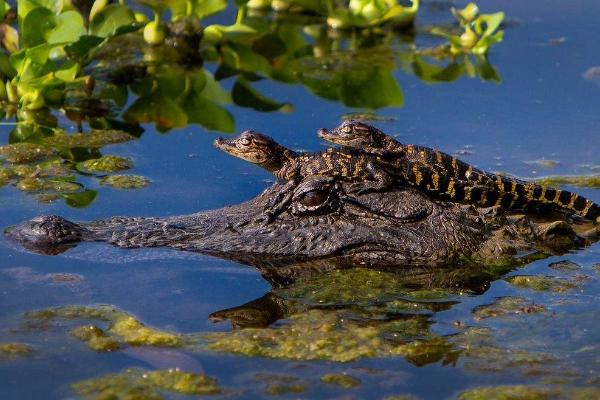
238,137,251,146
298,190,328,207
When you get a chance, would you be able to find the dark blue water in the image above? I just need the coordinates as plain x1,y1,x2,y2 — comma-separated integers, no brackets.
2,0,600,398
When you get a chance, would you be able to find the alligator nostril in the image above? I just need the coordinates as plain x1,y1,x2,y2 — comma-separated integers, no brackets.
317,128,329,138
213,137,224,147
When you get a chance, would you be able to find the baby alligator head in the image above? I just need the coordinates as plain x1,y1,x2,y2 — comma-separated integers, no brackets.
318,120,389,150
214,130,296,173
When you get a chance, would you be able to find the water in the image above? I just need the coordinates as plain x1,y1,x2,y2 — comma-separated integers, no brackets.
2,0,600,398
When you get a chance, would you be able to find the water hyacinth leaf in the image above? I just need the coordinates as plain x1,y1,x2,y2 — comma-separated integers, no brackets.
187,0,228,18
0,51,15,77
63,190,98,208
89,4,136,38
199,69,231,104
412,58,464,83
54,60,79,81
475,57,500,82
340,67,403,109
65,35,105,62
21,7,54,48
18,0,64,22
45,11,86,44
232,78,291,112
221,43,271,75
182,91,234,132
124,94,188,129
155,66,186,98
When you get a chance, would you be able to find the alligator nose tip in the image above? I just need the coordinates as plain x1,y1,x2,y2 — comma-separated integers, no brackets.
317,128,329,137
213,137,224,147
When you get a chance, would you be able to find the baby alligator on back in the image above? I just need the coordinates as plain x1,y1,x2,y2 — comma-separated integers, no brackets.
214,130,394,194
318,120,600,222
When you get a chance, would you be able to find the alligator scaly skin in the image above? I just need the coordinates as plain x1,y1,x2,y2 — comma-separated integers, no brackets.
319,120,600,221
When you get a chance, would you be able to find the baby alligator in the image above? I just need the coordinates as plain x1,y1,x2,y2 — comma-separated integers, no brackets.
214,130,394,193
318,120,600,222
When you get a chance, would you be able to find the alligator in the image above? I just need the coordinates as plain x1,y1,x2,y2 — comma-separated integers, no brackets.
6,167,595,284
318,120,600,222
214,130,394,194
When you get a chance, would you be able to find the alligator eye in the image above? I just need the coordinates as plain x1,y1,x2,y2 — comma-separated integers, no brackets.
299,190,328,207
238,137,251,146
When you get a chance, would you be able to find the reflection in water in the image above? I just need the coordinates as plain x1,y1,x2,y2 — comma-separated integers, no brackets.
0,2,503,206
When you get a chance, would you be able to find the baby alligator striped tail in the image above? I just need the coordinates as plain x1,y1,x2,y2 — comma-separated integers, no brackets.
408,160,600,223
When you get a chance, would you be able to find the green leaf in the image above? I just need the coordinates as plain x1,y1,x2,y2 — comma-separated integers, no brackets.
63,190,98,208
89,4,135,38
21,7,53,48
64,35,105,62
54,59,78,81
181,91,234,132
232,78,291,112
18,0,64,22
45,10,86,44
340,67,403,109
123,94,188,129
199,69,231,104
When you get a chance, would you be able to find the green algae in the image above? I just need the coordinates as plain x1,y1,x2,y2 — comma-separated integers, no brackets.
255,373,306,395
472,297,545,321
0,166,10,186
16,177,81,193
535,175,600,189
100,174,150,189
43,129,135,148
71,368,220,399
274,268,457,307
320,373,361,388
26,305,185,351
0,343,32,359
76,155,132,173
0,142,54,164
204,308,448,362
547,260,580,272
457,385,600,400
452,327,558,375
505,275,581,293
70,325,121,352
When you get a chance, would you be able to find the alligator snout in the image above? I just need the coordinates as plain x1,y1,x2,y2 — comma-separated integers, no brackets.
7,215,84,247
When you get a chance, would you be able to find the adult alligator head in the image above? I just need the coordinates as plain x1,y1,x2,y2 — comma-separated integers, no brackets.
6,169,593,284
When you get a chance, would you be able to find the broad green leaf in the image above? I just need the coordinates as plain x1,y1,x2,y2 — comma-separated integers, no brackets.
221,43,271,75
340,67,403,109
181,91,234,132
124,94,188,129
63,190,98,208
89,4,135,38
45,11,86,44
54,59,78,81
155,65,186,98
18,0,64,22
199,69,231,104
232,78,291,112
191,0,228,18
412,58,463,83
64,35,105,62
21,7,53,48
0,51,16,78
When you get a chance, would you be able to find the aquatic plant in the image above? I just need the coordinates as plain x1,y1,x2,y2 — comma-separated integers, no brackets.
0,1,505,206
71,368,221,398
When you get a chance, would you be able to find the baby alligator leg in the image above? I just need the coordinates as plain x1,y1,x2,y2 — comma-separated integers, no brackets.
347,161,394,195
